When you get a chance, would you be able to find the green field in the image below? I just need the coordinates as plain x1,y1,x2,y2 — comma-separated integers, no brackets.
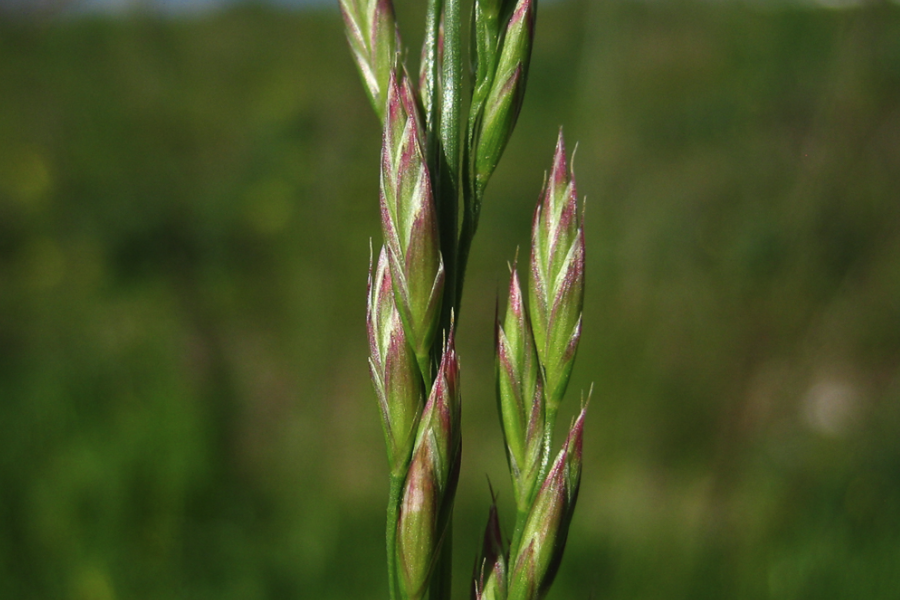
1,1,899,598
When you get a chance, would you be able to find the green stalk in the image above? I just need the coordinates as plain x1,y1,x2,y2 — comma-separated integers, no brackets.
429,2,462,597
423,0,446,380
455,167,480,311
422,0,443,148
440,0,461,208
437,0,461,335
386,473,405,600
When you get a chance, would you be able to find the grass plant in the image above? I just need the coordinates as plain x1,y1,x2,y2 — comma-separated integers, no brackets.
341,1,589,598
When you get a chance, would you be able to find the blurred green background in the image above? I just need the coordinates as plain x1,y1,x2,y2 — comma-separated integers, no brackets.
1,0,900,598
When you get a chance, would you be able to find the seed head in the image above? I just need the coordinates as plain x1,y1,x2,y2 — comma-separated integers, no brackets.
497,263,545,511
367,247,424,477
396,332,461,599
340,0,401,120
472,0,535,194
381,69,445,371
507,406,585,600
528,129,584,414
397,440,439,600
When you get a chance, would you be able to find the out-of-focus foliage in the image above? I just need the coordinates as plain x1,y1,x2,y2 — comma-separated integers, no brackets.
0,1,898,599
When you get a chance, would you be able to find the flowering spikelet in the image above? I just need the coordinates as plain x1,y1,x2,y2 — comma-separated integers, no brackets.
381,69,445,374
507,406,585,600
528,130,584,415
368,247,424,478
471,0,536,194
496,264,545,511
340,0,401,120
397,332,461,600
472,494,507,600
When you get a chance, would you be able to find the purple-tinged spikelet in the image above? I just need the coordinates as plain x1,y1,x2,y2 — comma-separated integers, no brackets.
340,0,401,120
367,247,424,477
396,331,461,600
528,130,584,415
507,406,585,600
381,69,445,374
497,263,545,511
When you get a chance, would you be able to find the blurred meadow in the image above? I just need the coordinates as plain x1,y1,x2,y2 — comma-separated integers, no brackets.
1,0,899,598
